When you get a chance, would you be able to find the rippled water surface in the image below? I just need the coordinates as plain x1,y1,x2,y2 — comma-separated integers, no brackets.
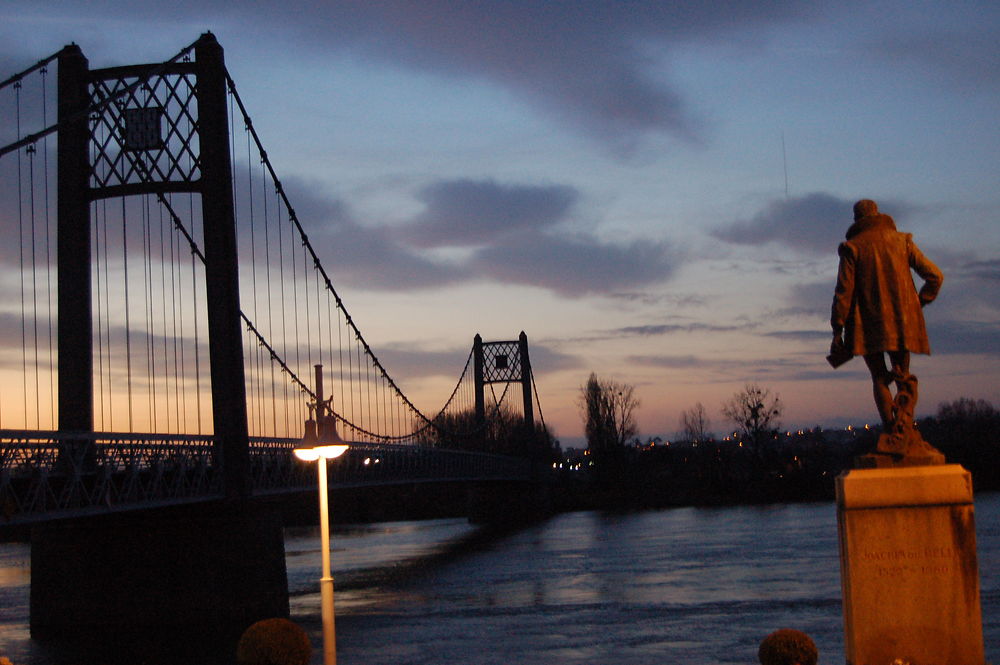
308,496,999,664
2,495,998,664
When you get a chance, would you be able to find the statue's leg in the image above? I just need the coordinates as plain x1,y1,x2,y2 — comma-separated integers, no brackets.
888,349,910,380
863,352,895,428
889,350,916,430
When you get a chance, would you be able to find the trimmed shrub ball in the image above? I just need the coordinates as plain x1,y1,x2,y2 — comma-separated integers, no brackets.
236,618,312,665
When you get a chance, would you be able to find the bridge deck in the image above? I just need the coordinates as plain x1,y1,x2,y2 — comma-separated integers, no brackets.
0,430,532,527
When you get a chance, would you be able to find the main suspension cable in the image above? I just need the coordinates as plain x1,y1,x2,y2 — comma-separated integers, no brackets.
224,72,442,433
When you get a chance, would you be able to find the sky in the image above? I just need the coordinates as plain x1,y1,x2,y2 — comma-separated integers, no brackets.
1,1,998,445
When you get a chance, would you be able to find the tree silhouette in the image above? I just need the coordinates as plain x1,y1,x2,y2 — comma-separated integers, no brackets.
680,402,712,443
579,372,639,451
721,382,782,451
919,397,1000,490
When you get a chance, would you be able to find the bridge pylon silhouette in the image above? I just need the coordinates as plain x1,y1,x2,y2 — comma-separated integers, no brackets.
474,332,534,429
31,33,287,643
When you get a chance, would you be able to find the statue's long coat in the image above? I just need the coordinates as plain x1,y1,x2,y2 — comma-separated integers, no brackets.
831,213,943,356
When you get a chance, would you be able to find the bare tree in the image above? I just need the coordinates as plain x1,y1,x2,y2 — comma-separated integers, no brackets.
721,382,782,449
680,402,711,443
579,372,639,451
936,397,997,421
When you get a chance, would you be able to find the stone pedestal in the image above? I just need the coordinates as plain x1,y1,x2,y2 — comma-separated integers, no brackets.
836,464,984,665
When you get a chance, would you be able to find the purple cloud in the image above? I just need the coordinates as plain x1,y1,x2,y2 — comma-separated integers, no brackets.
711,192,848,254
221,1,814,151
471,230,678,297
277,176,466,291
625,354,703,368
404,179,577,248
711,192,921,255
615,323,746,336
277,175,681,297
876,25,1000,93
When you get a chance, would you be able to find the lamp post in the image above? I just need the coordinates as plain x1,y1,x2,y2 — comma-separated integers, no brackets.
294,443,348,665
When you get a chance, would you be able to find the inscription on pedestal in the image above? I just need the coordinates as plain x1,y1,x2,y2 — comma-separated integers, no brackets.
863,546,955,578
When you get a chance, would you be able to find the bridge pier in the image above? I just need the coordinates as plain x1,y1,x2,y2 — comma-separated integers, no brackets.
30,501,288,648
467,480,553,525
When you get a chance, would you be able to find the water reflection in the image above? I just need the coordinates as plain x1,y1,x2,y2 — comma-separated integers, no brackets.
319,506,843,615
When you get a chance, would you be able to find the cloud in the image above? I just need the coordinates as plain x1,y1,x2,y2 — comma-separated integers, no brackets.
784,367,868,383
962,259,1000,282
875,24,1000,93
275,175,681,298
9,2,996,158
160,0,810,153
315,215,465,291
547,319,754,346
908,254,1000,341
274,2,725,150
470,231,678,297
608,292,709,308
277,176,466,292
711,192,848,254
777,281,834,319
711,193,922,255
525,342,586,375
404,179,577,248
928,321,1000,356
623,351,832,382
374,345,473,380
625,354,704,368
327,3,829,150
760,329,831,342
615,322,747,337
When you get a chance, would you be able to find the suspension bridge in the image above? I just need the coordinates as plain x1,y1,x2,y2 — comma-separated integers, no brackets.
0,33,554,641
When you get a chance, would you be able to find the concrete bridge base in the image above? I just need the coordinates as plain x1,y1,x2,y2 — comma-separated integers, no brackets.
467,481,552,525
30,502,289,647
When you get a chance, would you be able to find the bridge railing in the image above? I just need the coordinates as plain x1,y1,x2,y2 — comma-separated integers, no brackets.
251,438,534,493
0,430,223,526
1,430,533,526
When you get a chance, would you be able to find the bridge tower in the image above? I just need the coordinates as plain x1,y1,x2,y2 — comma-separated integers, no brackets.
468,332,553,523
56,32,249,499
32,33,285,644
473,331,534,429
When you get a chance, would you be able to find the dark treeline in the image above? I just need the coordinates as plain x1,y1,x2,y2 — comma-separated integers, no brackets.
413,395,997,513
553,396,1000,511
418,404,559,462
557,431,863,510
918,397,1000,491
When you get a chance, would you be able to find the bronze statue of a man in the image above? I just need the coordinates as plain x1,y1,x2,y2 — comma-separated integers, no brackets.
830,199,944,462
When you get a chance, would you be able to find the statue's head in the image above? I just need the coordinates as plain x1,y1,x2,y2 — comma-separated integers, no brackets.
853,199,878,220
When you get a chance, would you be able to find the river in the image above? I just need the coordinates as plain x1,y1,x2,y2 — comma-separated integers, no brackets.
2,494,998,664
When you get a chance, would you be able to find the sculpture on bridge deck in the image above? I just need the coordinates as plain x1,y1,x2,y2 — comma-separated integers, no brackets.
828,199,945,465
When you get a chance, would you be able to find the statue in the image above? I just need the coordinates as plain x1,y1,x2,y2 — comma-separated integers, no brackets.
829,199,945,465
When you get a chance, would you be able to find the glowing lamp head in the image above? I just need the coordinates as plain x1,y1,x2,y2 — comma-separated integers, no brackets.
294,444,349,462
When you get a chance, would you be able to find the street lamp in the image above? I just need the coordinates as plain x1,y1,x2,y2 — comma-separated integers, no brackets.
294,442,348,665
